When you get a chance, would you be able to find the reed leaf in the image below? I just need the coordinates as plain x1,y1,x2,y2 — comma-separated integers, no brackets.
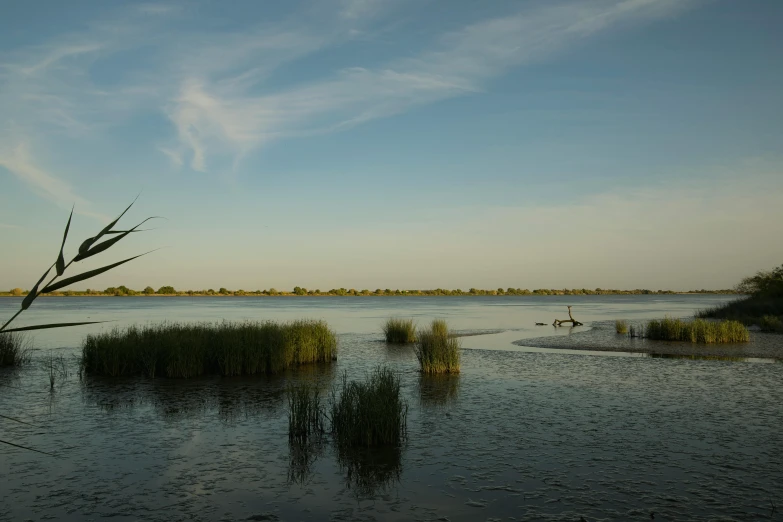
41,251,153,294
0,439,55,456
78,195,137,255
0,413,36,426
56,207,73,276
74,217,159,262
1,321,107,333
21,263,55,310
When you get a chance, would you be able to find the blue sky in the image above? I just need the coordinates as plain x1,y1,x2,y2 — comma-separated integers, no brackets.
1,0,781,291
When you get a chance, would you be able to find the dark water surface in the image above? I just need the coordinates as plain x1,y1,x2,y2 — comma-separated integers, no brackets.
1,296,782,521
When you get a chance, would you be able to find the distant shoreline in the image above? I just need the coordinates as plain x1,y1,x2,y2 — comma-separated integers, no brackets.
0,292,741,298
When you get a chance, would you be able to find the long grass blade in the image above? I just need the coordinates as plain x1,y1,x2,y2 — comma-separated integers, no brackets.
0,439,55,456
105,229,154,235
78,195,138,255
0,414,37,427
41,251,155,294
74,217,160,262
21,262,55,310
56,206,74,276
1,321,108,333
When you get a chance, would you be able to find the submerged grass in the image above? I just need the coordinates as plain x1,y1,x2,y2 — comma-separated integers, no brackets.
382,318,417,343
615,320,628,335
645,317,749,344
330,367,407,448
0,333,31,367
415,319,460,374
81,319,337,378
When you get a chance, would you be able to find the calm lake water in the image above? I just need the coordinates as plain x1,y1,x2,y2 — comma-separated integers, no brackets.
1,295,782,521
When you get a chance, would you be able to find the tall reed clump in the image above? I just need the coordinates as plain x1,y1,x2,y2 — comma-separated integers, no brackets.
415,319,460,374
382,318,416,343
81,320,337,378
0,333,31,367
288,382,325,444
615,320,628,335
645,317,749,344
329,367,408,448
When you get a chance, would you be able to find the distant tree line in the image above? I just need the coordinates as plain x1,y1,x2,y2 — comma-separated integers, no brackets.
1,286,740,297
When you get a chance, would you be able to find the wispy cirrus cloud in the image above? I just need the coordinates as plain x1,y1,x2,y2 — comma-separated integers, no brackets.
0,0,706,174
165,0,705,170
0,142,109,221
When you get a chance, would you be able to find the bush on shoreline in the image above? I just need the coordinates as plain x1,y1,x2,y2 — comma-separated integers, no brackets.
698,263,783,332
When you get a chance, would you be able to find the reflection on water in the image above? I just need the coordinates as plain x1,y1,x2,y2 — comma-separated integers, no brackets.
2,295,783,521
335,444,403,497
82,362,336,421
645,353,770,363
418,374,460,407
288,439,324,486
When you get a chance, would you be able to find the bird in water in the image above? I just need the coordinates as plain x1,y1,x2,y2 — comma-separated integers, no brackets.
535,322,546,326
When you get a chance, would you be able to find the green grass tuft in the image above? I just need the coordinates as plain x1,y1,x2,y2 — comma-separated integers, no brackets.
615,320,628,335
81,320,337,378
288,382,325,444
382,318,417,343
0,333,31,367
330,366,408,448
645,317,749,344
415,319,460,374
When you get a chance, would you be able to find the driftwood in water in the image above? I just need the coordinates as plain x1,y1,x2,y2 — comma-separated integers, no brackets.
553,306,583,327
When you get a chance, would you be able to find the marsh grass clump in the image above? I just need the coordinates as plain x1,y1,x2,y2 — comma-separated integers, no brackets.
759,315,783,333
288,382,325,444
382,318,416,343
645,317,749,344
81,320,337,378
329,367,407,448
415,319,460,374
615,320,628,335
0,333,31,367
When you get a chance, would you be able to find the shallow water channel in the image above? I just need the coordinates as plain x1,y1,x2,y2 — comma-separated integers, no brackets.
1,296,781,521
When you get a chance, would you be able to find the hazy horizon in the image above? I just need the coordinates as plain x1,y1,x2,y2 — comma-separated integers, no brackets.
2,0,782,291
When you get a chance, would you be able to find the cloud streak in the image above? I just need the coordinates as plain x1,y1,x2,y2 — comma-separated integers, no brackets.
166,0,704,170
0,0,705,174
0,142,108,221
